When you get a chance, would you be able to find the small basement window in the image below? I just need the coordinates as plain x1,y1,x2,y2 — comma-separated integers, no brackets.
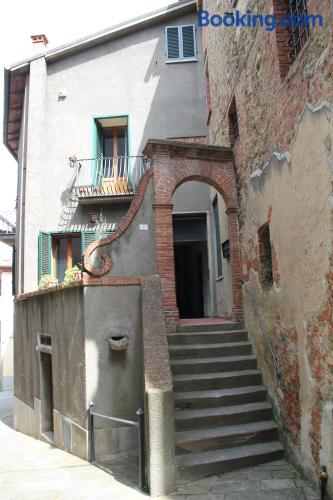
228,96,239,145
40,335,52,346
258,223,273,288
165,25,197,62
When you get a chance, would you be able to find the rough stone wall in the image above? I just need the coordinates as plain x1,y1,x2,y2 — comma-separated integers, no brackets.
202,0,332,212
201,0,333,492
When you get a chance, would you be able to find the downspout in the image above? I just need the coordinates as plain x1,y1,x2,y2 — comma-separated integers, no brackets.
16,75,29,294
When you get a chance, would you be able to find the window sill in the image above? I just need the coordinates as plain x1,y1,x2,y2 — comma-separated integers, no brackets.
166,58,198,64
216,275,224,282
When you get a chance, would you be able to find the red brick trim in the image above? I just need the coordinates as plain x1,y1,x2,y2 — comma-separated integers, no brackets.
83,276,140,286
15,277,141,301
82,167,154,277
145,143,243,329
15,280,84,302
153,203,174,209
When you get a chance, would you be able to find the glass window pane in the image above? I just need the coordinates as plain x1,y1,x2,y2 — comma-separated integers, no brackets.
56,238,67,282
117,127,126,156
72,237,81,268
103,136,114,157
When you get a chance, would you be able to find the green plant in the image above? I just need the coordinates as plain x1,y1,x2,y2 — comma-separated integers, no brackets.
63,265,82,286
39,274,59,290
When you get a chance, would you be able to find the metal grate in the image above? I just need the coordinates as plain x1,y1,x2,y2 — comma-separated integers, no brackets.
287,0,309,59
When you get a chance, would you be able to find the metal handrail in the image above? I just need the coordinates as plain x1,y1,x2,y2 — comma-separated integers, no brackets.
88,402,146,491
242,280,281,380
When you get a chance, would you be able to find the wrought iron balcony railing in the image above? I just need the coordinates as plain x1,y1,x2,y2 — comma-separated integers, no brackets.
0,213,16,234
72,156,149,199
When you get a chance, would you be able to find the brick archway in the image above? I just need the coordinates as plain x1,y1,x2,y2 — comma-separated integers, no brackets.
144,140,243,331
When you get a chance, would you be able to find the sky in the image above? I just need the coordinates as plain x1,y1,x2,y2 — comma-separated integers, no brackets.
0,0,171,258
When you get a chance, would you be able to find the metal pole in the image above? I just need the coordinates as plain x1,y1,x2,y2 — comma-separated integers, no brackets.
137,408,145,491
88,401,95,463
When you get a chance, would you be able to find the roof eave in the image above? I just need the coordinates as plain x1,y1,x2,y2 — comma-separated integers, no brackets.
3,68,17,159
8,0,196,70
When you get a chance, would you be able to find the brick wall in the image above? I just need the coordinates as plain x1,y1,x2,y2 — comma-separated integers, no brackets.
202,0,332,216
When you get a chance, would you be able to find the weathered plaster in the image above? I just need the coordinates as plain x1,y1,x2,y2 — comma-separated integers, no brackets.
242,103,333,485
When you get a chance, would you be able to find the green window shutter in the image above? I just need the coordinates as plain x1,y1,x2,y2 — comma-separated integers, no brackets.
94,121,104,186
166,27,180,60
38,231,51,281
213,198,223,278
81,231,97,256
182,26,196,59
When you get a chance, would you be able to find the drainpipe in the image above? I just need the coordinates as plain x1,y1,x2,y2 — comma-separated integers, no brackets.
17,81,29,294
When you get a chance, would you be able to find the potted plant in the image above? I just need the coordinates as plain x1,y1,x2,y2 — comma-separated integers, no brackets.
38,274,59,290
63,265,82,286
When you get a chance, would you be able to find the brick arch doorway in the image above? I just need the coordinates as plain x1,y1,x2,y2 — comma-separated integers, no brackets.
144,140,243,332
172,190,212,320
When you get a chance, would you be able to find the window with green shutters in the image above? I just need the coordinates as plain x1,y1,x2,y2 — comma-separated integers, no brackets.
38,230,102,283
165,25,197,62
94,121,104,186
38,232,52,281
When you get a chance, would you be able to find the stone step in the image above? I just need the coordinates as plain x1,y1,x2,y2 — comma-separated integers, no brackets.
173,369,262,392
168,330,248,345
177,322,241,333
176,420,279,453
174,385,267,410
171,355,257,375
169,341,253,359
175,401,272,431
177,441,284,478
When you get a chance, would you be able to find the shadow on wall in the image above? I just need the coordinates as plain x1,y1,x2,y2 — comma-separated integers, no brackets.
138,18,207,155
85,285,144,487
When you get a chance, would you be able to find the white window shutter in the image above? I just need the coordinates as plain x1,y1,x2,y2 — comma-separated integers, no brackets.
182,25,196,59
166,27,180,60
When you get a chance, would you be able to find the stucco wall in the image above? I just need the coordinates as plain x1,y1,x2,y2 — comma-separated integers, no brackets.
14,287,86,425
21,10,207,292
84,285,143,458
210,190,233,318
87,178,157,278
242,103,333,486
14,282,144,460
0,269,14,390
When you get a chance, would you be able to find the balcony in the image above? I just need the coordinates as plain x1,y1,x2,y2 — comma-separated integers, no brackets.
0,213,16,247
72,156,149,204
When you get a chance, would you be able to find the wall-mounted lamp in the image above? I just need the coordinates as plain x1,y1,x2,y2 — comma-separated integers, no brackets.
89,212,98,224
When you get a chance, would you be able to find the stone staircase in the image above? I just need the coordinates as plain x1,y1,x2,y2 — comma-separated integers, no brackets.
168,321,284,479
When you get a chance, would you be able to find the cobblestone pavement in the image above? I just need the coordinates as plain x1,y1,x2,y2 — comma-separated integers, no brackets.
0,390,320,499
164,461,321,499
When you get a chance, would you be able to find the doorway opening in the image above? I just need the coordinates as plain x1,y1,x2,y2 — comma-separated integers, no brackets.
173,213,210,319
40,352,54,438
